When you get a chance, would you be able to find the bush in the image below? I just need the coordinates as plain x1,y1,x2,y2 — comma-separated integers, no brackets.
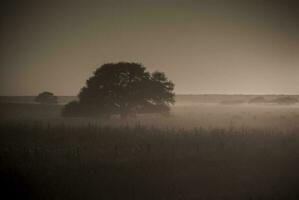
35,92,57,104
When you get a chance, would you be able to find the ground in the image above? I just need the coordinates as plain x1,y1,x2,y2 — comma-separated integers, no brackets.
0,95,299,199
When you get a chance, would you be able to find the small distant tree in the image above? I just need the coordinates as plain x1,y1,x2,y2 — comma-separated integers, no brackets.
62,62,175,118
35,91,58,104
249,96,267,103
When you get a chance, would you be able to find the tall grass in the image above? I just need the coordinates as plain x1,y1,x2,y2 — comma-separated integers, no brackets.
1,122,299,199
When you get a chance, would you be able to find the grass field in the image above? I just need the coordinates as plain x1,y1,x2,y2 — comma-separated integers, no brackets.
1,96,299,199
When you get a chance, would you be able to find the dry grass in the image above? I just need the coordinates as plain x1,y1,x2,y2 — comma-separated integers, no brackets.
1,101,299,199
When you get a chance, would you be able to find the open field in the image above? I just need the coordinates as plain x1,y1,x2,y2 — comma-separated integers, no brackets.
1,123,299,200
1,95,299,199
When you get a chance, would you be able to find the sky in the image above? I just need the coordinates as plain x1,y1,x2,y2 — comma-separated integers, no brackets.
0,0,299,95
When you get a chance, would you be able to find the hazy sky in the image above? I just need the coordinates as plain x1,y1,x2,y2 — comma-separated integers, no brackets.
1,0,299,95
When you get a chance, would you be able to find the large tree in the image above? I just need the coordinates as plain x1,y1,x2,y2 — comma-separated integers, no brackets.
63,62,175,118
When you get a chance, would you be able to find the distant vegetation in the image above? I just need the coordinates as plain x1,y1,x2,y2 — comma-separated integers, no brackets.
271,96,298,105
63,62,175,118
249,96,267,103
248,96,298,105
220,99,245,105
35,91,58,104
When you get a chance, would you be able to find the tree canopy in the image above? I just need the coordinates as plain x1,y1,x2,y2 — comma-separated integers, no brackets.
63,62,175,118
35,91,58,104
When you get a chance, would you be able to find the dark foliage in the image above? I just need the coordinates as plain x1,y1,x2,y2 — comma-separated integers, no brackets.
62,62,175,118
35,92,58,104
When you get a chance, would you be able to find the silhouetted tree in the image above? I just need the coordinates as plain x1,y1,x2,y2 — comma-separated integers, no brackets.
35,91,58,104
62,62,175,118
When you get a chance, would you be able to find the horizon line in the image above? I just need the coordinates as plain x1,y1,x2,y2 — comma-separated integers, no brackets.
0,93,298,97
